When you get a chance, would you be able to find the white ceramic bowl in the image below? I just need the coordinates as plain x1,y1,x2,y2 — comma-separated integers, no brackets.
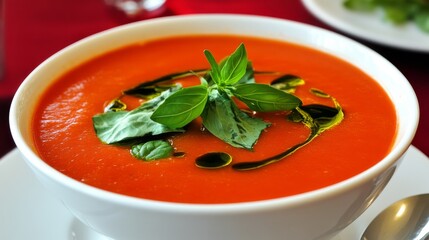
9,14,419,240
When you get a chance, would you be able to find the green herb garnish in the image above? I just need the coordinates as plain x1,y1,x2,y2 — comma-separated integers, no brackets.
92,85,184,144
201,89,270,150
151,84,209,129
150,43,301,149
231,83,302,112
343,0,429,33
131,140,174,161
92,43,344,168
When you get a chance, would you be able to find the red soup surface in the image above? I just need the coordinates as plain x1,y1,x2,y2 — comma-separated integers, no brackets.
32,35,397,204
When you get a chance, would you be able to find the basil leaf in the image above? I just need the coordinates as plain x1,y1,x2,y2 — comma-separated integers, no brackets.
206,62,254,86
131,140,173,161
151,84,209,128
236,62,255,84
231,83,302,112
201,90,270,150
220,43,248,85
93,86,183,144
204,50,222,85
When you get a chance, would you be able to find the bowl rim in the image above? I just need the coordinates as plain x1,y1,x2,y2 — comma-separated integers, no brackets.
9,14,420,213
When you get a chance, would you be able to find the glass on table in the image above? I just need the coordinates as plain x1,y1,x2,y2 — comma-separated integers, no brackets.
104,0,167,20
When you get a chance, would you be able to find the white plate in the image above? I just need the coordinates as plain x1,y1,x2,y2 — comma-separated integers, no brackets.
0,146,428,240
0,149,111,240
302,0,429,52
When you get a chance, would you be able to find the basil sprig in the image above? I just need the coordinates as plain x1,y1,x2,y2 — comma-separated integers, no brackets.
343,0,429,33
150,43,301,149
92,43,307,162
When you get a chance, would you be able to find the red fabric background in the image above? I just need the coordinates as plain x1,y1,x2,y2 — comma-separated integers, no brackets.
1,0,428,157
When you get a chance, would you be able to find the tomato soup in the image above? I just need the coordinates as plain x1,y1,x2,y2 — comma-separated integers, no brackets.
32,35,397,204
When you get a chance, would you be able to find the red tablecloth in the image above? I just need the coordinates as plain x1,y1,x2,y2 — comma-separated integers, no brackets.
1,0,428,157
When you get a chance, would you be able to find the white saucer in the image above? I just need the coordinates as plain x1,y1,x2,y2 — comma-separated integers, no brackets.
1,146,428,239
0,149,111,240
302,0,429,52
